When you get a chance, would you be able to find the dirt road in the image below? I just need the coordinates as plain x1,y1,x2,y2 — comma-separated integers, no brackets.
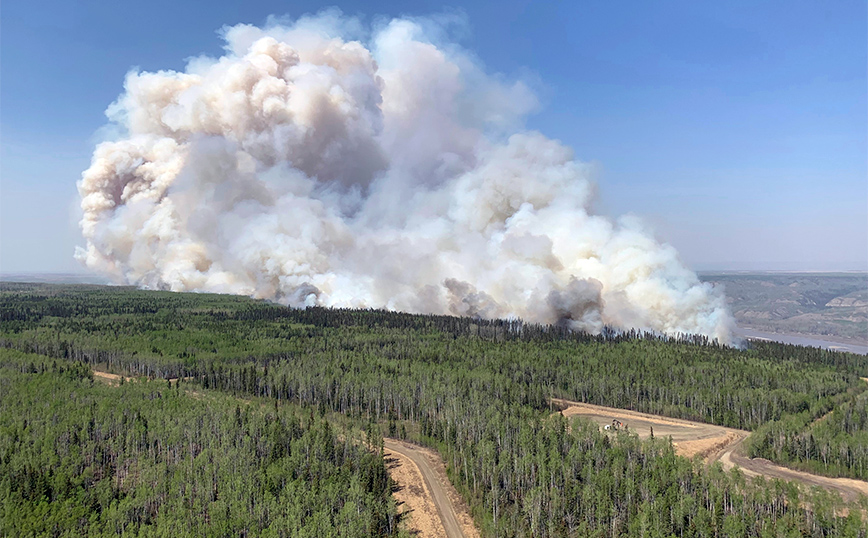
93,367,866,514
554,399,868,504
715,436,868,504
384,439,478,538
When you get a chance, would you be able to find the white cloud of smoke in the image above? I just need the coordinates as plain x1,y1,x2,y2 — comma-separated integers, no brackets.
77,11,734,343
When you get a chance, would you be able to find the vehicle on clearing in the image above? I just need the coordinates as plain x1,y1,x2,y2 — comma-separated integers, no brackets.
605,419,627,431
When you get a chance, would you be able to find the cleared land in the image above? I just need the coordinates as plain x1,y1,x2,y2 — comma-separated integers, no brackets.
92,370,135,384
384,440,479,538
384,445,448,537
553,399,748,459
554,399,868,504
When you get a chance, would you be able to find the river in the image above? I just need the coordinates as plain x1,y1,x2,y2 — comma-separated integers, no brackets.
734,327,868,355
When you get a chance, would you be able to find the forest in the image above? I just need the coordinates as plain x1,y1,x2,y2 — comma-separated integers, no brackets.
1,283,867,537
0,348,400,537
748,386,868,480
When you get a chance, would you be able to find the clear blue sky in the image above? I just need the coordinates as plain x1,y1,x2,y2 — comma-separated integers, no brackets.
1,0,865,272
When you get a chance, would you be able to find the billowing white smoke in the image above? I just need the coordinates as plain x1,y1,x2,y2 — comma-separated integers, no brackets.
77,12,734,343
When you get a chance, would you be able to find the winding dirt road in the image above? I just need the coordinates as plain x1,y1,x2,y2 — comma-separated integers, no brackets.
384,439,479,538
714,436,868,504
93,367,866,519
554,398,868,504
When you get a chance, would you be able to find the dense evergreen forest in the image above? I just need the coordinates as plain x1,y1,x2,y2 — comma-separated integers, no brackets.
2,283,867,537
0,349,400,537
748,386,868,480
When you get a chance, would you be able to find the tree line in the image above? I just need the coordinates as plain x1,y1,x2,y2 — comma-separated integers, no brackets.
748,386,868,480
0,348,402,537
2,283,867,537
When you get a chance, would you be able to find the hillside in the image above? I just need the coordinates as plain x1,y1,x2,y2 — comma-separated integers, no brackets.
700,272,868,343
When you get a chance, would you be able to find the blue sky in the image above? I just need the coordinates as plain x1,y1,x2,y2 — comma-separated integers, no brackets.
1,0,865,272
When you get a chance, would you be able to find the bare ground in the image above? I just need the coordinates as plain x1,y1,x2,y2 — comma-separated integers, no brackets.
385,446,448,537
384,439,479,538
555,399,868,504
92,370,136,384
553,398,748,458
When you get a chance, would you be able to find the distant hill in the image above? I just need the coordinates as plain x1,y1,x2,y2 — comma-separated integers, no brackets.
700,272,868,344
0,272,110,285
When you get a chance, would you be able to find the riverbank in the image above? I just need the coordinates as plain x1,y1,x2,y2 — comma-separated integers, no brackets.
734,327,868,355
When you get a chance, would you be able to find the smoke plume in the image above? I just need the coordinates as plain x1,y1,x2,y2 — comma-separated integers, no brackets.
77,12,734,343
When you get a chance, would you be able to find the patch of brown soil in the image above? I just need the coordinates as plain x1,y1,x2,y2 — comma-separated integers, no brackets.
93,369,210,400
384,447,449,538
384,440,479,538
677,430,748,460
553,399,700,428
554,398,747,461
719,438,868,504
92,370,136,384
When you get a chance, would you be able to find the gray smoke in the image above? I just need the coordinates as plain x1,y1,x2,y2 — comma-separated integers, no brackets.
77,12,734,342
545,278,605,332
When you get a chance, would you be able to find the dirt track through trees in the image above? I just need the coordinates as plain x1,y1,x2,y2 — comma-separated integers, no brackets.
93,367,865,523
554,398,868,504
384,440,479,538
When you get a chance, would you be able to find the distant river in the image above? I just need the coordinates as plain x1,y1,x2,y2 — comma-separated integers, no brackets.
734,327,868,355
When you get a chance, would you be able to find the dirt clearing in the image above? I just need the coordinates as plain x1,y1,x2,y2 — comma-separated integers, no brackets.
554,398,868,504
552,398,747,459
92,370,136,384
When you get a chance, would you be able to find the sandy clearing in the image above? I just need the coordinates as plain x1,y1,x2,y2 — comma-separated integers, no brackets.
92,370,136,384
555,398,868,504
553,398,746,460
384,445,449,537
676,430,746,460
553,399,704,429
384,439,479,538
93,369,210,399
